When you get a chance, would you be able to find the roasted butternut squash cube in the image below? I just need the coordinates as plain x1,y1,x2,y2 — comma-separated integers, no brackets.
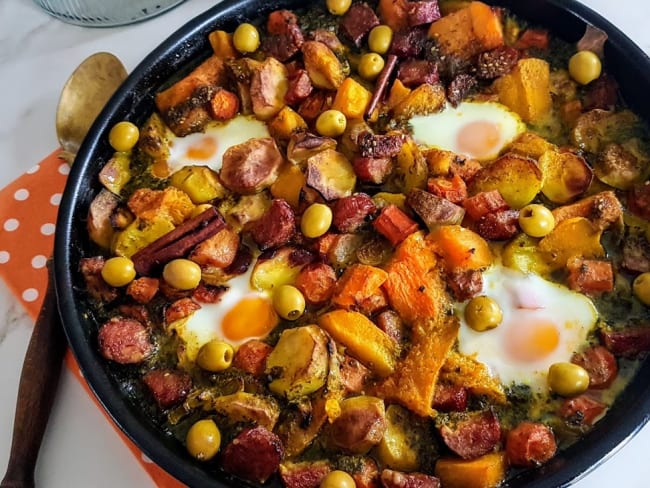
495,57,552,123
332,77,372,119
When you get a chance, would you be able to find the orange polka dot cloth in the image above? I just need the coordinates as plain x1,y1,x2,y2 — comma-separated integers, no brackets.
0,151,183,488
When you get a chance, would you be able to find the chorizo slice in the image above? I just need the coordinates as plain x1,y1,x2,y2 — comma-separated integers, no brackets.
221,426,284,483
142,369,192,408
98,316,153,364
380,469,441,488
80,256,118,303
571,345,618,388
505,421,557,468
126,277,159,304
295,262,337,305
438,409,501,460
251,199,296,250
332,193,377,233
232,339,273,377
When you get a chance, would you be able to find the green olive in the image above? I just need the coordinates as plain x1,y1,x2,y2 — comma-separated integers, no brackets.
273,285,306,320
633,272,650,305
547,362,590,397
315,109,347,137
233,23,260,53
568,50,602,85
464,296,503,332
368,25,394,55
518,204,556,238
320,470,356,488
301,203,333,238
197,340,234,372
108,121,139,152
186,419,221,461
358,52,385,81
101,256,136,287
162,258,202,290
326,0,352,16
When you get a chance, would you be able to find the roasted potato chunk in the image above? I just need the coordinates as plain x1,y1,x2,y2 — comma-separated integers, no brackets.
266,325,330,401
250,245,309,292
468,153,542,209
169,165,228,203
328,396,387,454
251,57,289,121
301,41,346,90
306,149,357,201
538,150,593,204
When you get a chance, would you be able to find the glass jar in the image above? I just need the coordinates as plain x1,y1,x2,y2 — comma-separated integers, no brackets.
33,0,187,27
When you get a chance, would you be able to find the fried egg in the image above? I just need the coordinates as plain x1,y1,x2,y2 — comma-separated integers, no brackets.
171,265,278,363
410,101,525,161
456,265,598,393
166,115,269,174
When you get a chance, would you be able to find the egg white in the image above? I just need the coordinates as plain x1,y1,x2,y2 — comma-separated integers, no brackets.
410,101,525,161
167,115,269,174
456,265,598,393
171,265,274,363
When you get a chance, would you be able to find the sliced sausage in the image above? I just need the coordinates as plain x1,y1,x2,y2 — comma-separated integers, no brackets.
397,59,439,88
339,355,372,395
285,68,313,106
358,131,404,158
251,199,296,250
380,469,440,488
221,426,284,483
462,190,509,221
332,193,377,233
474,209,520,241
600,325,650,358
446,269,483,302
628,181,650,221
571,345,618,388
447,74,477,107
295,262,337,305
80,256,118,303
438,409,501,459
559,394,606,426
353,156,394,184
126,277,159,304
407,188,465,228
192,283,228,304
164,298,200,324
433,384,469,413
232,339,273,377
220,137,284,194
352,456,381,488
142,369,192,408
98,317,153,364
339,2,380,47
389,27,428,59
505,422,557,468
407,1,441,26
375,310,405,343
117,304,150,325
279,460,332,488
329,398,387,454
621,235,650,274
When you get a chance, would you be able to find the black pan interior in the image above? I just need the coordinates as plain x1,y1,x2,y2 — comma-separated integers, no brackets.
54,1,650,486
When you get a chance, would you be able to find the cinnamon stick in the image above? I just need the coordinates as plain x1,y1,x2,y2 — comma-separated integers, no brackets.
365,54,398,119
132,207,226,275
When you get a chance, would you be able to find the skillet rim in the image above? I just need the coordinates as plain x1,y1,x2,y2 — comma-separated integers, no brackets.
53,1,650,486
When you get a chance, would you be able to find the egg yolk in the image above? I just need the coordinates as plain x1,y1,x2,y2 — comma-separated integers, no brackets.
456,120,500,159
506,320,560,362
221,296,278,341
186,136,218,160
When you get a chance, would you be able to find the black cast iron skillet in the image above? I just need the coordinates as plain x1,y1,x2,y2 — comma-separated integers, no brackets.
54,1,650,486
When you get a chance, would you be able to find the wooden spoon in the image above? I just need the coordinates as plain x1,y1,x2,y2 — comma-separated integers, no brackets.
1,53,127,488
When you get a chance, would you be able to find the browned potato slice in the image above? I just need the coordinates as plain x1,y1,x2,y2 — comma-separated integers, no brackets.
539,150,593,204
88,189,120,249
250,245,307,291
99,153,131,195
301,41,346,90
138,112,171,161
375,404,423,471
287,132,337,166
593,141,648,190
467,153,542,209
328,395,387,454
507,132,556,160
572,109,640,154
250,57,289,121
266,325,330,401
209,392,280,431
538,217,605,271
501,233,551,276
306,149,356,201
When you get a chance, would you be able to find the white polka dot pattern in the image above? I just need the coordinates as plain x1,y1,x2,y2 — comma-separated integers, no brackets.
4,219,19,232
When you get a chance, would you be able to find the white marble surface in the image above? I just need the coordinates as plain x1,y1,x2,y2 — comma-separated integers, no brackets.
1,0,649,486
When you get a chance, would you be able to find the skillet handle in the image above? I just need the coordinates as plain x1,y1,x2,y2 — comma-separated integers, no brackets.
1,260,67,488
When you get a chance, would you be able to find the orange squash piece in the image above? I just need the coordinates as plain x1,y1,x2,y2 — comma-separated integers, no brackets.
383,231,446,324
332,264,388,310
435,452,508,488
427,225,493,272
332,77,372,119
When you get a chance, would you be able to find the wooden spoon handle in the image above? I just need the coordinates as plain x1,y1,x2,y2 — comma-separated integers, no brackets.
1,261,67,488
